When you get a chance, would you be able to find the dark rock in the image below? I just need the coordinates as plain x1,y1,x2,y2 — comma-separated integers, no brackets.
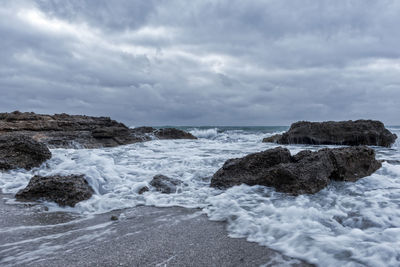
0,134,51,171
262,134,282,143
210,147,292,189
15,174,94,207
0,111,139,148
264,120,397,147
211,146,381,195
110,215,118,221
150,175,183,194
154,128,197,140
130,126,197,141
138,186,150,194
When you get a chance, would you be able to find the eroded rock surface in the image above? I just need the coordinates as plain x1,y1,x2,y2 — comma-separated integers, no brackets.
0,111,196,148
262,120,397,147
211,146,381,195
0,134,51,171
16,174,94,207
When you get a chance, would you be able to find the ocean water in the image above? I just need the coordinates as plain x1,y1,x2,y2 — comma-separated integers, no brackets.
1,126,400,266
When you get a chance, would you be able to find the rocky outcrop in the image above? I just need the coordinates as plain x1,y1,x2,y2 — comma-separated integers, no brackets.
15,174,94,207
149,174,183,194
0,111,138,148
130,127,197,140
262,134,282,143
211,146,381,195
0,134,51,171
263,120,397,147
0,111,196,148
154,128,197,140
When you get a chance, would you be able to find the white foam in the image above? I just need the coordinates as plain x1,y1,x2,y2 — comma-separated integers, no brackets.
1,128,400,266
190,128,219,139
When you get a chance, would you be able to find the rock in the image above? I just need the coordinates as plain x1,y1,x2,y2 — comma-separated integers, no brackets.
15,174,94,207
262,134,282,143
263,120,397,147
138,186,149,194
210,147,292,189
0,134,51,171
211,146,381,195
0,111,139,148
130,127,197,141
154,128,197,140
149,175,183,194
110,215,118,221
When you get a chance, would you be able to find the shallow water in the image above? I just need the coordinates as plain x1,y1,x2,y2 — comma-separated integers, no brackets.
1,126,399,266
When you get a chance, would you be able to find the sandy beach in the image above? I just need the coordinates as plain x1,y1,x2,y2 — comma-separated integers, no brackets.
0,193,311,266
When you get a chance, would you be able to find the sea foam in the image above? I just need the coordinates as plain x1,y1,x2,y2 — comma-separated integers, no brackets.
1,127,400,266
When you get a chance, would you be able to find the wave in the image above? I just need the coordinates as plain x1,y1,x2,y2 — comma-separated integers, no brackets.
190,128,219,139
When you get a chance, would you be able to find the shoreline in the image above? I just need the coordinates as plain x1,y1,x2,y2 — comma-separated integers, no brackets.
0,193,312,266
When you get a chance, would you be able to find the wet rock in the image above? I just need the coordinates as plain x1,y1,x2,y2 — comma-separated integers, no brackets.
0,111,138,148
0,134,51,171
211,146,381,195
110,215,118,221
138,186,149,194
262,134,282,143
130,127,197,140
150,175,182,194
263,120,397,147
15,174,94,207
154,128,197,140
210,147,292,189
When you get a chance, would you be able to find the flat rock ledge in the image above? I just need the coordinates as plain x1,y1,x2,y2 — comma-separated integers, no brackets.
0,111,196,148
211,146,381,195
16,174,94,207
0,134,51,171
262,120,397,147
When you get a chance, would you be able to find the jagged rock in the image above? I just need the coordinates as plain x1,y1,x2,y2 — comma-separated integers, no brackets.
150,175,182,194
211,146,381,195
15,174,94,207
0,134,51,171
263,120,397,147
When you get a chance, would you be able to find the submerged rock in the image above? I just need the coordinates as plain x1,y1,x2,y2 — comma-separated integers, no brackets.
150,175,183,194
0,134,51,171
211,146,381,195
262,120,397,147
15,174,94,207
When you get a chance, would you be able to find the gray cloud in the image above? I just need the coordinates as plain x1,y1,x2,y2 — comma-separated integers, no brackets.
1,0,400,125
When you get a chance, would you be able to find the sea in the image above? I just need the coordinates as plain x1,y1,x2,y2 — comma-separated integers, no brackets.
1,126,400,266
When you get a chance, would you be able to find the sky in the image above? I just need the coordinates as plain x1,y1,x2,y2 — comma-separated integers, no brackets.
1,0,400,126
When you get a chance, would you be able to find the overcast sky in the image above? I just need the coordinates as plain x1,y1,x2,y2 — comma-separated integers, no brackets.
1,0,400,126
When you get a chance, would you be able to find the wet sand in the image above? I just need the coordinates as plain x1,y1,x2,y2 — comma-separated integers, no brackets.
0,194,312,266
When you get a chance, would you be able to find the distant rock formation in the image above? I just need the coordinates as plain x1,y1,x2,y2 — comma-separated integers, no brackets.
130,127,197,140
211,146,381,195
149,174,183,194
262,120,397,147
16,174,94,207
0,134,51,171
0,111,196,148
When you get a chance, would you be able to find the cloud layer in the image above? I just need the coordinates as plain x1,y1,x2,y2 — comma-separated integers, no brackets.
1,0,400,125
